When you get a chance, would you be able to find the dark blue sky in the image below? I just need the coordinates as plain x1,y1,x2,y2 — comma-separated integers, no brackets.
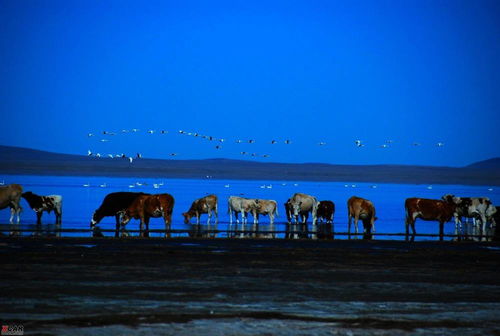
1,0,499,167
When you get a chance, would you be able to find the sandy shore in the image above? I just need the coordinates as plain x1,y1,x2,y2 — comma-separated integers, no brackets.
1,237,499,335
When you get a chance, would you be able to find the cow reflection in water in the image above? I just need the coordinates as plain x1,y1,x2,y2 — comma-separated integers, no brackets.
121,193,175,238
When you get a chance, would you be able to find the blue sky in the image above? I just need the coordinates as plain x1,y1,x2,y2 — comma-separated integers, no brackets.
1,0,499,167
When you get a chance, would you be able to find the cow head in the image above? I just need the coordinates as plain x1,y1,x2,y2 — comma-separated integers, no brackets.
442,194,461,204
90,211,97,229
182,212,192,224
486,200,497,219
292,201,302,217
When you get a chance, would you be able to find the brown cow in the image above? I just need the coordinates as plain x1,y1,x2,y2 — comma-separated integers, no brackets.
182,194,218,238
347,196,377,240
405,197,456,241
121,193,175,238
317,200,335,240
254,199,278,238
0,184,23,234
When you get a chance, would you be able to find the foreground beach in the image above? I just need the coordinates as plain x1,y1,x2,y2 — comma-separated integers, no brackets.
1,237,499,335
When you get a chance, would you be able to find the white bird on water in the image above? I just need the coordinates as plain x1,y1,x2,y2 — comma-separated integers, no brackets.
436,142,444,147
318,142,327,146
100,139,110,142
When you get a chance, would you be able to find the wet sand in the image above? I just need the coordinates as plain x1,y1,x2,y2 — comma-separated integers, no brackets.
1,237,500,335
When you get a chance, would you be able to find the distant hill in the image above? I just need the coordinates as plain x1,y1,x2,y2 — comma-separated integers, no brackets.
466,158,500,170
0,145,499,185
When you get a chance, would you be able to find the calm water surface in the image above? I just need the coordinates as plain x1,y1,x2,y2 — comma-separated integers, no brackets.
1,175,498,240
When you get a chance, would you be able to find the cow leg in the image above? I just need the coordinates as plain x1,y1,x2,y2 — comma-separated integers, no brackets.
480,214,488,241
410,219,416,242
163,213,171,239
252,213,258,238
9,207,18,236
405,216,409,241
240,211,246,238
348,214,352,240
112,214,120,238
33,211,43,236
55,209,62,237
207,211,212,237
142,216,150,238
270,213,275,238
311,214,318,240
213,209,218,238
353,216,359,239
438,220,444,241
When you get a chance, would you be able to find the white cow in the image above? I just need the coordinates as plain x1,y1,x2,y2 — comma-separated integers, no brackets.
289,193,319,239
227,196,259,237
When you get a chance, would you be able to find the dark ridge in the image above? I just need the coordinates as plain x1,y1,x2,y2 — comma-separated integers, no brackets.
466,157,500,170
0,145,499,185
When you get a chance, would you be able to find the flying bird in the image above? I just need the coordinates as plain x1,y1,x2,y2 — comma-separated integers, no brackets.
380,144,389,148
248,139,255,144
284,140,291,144
87,133,94,137
412,142,421,146
136,153,142,159
160,130,168,134
215,145,222,149
318,142,326,146
100,139,109,142
147,130,155,134
436,142,444,147
87,150,92,156
271,140,277,144
355,140,364,147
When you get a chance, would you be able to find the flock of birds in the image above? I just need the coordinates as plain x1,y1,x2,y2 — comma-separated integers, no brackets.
86,129,446,162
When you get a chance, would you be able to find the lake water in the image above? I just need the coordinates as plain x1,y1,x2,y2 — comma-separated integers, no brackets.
1,175,498,240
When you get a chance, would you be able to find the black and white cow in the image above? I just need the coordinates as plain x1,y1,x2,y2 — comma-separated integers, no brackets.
442,194,497,241
22,191,62,225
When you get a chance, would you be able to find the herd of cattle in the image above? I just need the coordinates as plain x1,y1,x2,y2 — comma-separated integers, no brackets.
0,183,498,241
